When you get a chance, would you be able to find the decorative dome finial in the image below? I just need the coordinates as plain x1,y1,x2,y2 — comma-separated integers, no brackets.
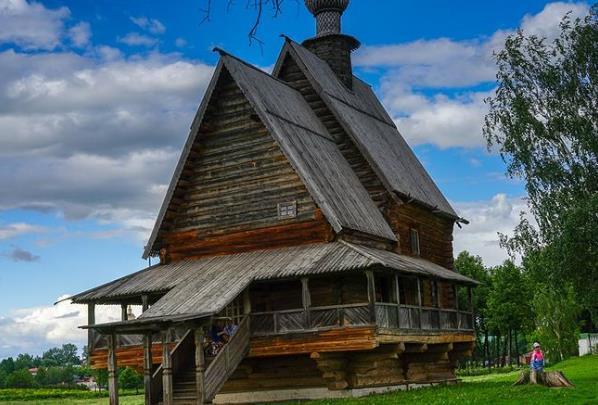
305,0,350,37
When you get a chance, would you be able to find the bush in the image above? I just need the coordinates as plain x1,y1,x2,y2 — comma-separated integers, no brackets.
6,369,35,388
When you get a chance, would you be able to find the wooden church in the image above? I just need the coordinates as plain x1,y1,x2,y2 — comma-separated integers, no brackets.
71,1,478,403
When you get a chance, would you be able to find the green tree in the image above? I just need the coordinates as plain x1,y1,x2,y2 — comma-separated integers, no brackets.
6,369,35,388
94,368,108,392
486,261,533,365
118,367,143,394
35,367,48,386
0,369,7,388
484,5,598,324
533,285,581,362
14,353,35,370
454,251,492,366
0,357,16,374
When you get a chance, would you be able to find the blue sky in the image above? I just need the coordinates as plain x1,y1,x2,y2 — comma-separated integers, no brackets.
0,0,590,358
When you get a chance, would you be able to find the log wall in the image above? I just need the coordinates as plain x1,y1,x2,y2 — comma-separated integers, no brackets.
387,201,455,269
156,69,332,260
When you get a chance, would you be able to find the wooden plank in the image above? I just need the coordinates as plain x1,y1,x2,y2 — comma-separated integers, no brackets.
107,334,118,405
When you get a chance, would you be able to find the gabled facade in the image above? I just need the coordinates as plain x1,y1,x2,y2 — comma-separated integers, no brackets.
71,2,477,404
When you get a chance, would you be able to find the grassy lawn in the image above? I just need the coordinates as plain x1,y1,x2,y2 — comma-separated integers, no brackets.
0,355,596,404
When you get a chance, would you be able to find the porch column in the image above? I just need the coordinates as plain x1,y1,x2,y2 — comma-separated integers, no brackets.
142,295,150,313
194,328,206,404
468,286,474,330
366,270,376,324
87,304,95,365
394,274,401,327
455,285,461,330
162,329,173,405
107,332,119,405
121,304,128,321
416,278,423,329
301,278,311,328
432,280,439,329
143,333,153,405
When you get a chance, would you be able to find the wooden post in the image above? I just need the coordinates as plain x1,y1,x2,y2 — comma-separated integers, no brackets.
194,328,206,405
243,289,251,315
162,329,173,405
107,333,119,405
142,295,150,313
121,304,128,322
301,278,311,328
468,286,474,330
394,274,401,328
455,285,461,330
87,304,95,363
416,278,423,330
366,271,376,324
432,280,439,329
143,333,153,405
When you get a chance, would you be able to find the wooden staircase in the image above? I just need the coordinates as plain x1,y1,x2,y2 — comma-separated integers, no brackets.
154,316,251,404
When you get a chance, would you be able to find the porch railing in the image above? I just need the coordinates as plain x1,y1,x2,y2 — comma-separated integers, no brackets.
252,303,473,336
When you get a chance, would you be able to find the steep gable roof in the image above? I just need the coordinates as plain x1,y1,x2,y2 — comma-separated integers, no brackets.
273,39,458,218
143,51,396,258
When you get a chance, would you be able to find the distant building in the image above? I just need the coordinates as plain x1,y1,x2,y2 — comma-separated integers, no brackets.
28,368,38,376
579,333,598,356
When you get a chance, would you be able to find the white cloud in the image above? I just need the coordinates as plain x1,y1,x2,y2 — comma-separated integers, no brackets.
356,2,591,149
453,194,533,266
0,40,214,241
68,21,91,48
175,37,187,48
118,32,158,47
131,16,166,35
0,223,46,240
0,0,70,50
0,298,124,358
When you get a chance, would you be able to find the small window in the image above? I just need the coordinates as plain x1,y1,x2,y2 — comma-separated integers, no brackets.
277,201,297,219
410,228,420,256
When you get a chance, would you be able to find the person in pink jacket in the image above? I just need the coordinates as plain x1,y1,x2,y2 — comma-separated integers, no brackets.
530,342,545,372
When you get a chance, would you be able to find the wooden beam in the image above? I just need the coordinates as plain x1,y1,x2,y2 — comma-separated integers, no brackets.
394,274,401,327
416,278,423,329
301,277,311,328
121,304,128,322
194,328,206,404
107,333,119,405
162,329,173,405
142,295,149,313
366,271,376,324
454,285,461,329
87,304,95,362
143,333,153,405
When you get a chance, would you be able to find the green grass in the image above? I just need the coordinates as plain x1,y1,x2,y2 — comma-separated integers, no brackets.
284,355,598,405
0,389,143,405
1,356,596,404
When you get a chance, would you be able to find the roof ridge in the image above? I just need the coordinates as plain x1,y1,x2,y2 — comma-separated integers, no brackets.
214,47,303,92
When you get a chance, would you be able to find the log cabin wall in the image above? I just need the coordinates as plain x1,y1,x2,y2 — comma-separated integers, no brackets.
387,200,455,269
157,69,334,261
277,56,391,211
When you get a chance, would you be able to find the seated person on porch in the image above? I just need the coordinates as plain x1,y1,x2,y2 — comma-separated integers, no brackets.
207,319,226,355
223,318,238,341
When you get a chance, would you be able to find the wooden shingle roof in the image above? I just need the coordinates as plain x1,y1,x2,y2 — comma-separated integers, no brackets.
274,39,458,218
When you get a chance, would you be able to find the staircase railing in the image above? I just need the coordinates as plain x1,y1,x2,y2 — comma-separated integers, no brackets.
150,329,194,404
203,315,250,402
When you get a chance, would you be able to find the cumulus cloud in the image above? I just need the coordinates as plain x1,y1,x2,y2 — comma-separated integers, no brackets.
0,0,70,50
118,32,158,47
2,247,40,262
355,2,590,148
0,298,124,358
131,16,166,35
68,21,91,48
0,46,213,233
453,194,533,266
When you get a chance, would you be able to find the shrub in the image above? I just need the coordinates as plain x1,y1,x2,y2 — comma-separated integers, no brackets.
6,369,35,388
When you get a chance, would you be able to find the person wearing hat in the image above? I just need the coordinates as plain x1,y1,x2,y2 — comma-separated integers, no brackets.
530,342,545,372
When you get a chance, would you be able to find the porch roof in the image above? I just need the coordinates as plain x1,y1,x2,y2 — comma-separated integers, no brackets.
72,242,478,323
